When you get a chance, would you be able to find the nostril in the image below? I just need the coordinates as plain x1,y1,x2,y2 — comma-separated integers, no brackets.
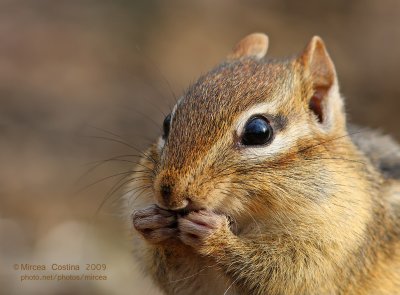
160,184,172,201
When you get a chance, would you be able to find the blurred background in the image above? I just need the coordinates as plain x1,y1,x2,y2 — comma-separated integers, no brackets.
0,0,399,294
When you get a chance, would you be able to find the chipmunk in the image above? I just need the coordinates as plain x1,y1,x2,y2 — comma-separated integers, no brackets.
124,33,400,295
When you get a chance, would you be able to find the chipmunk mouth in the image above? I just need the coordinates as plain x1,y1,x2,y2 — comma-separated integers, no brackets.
169,206,238,234
167,197,206,216
172,206,206,217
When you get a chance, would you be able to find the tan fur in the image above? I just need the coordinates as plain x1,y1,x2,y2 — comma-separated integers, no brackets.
227,33,269,60
124,34,400,295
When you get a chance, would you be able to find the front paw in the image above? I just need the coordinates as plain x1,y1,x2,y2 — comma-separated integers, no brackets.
132,204,177,244
178,211,231,255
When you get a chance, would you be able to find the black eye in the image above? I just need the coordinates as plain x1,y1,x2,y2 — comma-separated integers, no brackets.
241,116,273,146
162,114,171,139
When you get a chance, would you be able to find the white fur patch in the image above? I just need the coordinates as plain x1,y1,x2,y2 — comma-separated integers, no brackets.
235,102,279,133
157,137,165,151
242,125,308,159
157,99,181,152
234,102,309,160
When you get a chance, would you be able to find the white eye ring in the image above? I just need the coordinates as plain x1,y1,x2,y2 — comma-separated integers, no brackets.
235,102,278,135
157,137,166,151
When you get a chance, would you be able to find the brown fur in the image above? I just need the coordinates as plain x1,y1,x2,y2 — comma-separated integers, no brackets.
124,34,400,294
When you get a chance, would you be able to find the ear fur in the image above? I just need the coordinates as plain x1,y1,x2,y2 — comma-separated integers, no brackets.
298,36,343,130
227,33,269,60
300,36,336,90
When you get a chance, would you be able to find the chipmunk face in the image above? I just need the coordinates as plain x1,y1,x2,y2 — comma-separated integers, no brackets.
149,34,347,223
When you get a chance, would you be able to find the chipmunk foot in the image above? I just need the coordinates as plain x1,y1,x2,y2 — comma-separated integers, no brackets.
132,204,177,244
178,210,232,255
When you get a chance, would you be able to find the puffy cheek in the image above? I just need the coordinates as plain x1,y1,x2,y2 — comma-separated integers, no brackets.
217,194,247,216
187,184,220,208
205,182,246,213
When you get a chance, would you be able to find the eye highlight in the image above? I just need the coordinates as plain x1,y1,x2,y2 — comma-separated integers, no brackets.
162,114,171,139
241,116,273,146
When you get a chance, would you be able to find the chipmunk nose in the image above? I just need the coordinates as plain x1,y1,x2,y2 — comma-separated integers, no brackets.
159,183,190,210
160,184,172,202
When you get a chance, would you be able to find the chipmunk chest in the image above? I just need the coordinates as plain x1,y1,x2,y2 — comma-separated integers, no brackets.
173,266,238,295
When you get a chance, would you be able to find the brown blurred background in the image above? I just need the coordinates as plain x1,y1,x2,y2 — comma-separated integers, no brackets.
0,1,399,294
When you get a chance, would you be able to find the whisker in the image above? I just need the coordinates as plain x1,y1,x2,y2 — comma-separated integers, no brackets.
168,262,219,284
120,105,164,130
75,170,146,194
77,155,146,184
297,129,367,155
223,276,240,295
106,175,152,204
125,185,153,206
83,135,157,164
95,183,152,216
88,124,155,144
135,45,178,107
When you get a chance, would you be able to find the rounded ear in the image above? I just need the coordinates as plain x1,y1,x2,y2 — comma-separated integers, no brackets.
298,36,344,131
227,33,269,60
300,36,336,92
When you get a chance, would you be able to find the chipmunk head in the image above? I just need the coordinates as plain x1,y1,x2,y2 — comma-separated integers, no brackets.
150,33,348,222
